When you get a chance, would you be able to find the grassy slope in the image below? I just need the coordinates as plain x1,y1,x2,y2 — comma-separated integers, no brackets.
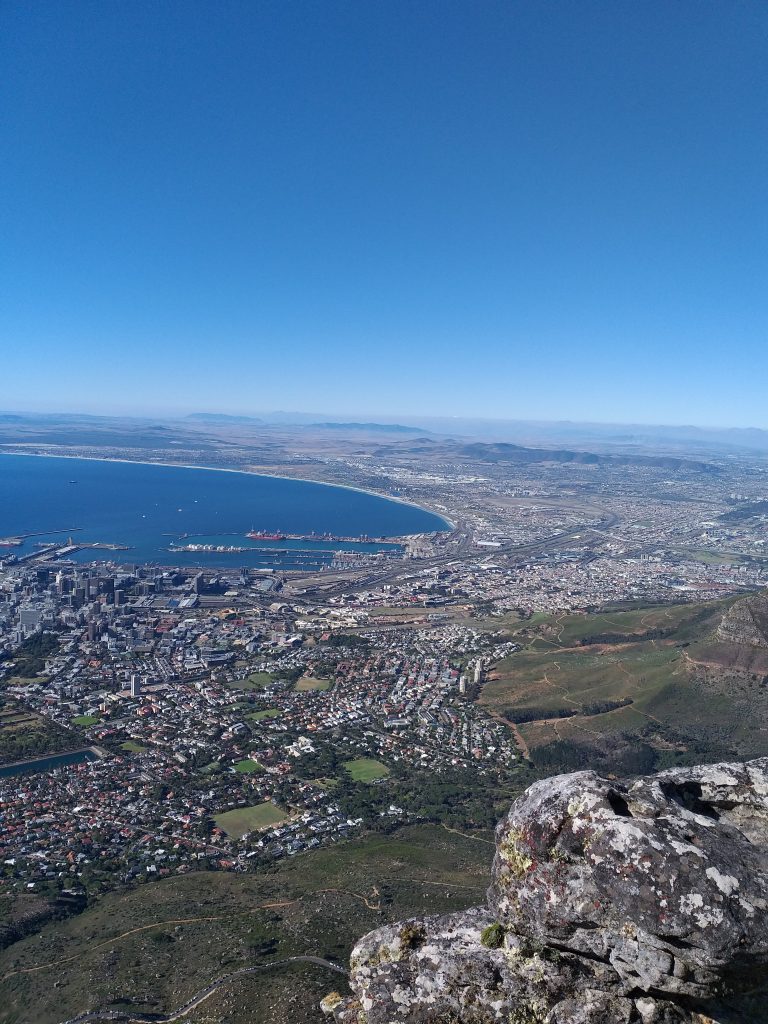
0,824,492,1024
477,597,768,764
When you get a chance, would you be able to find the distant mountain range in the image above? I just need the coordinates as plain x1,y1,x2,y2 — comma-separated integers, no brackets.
186,414,427,433
310,422,427,433
368,438,719,473
2,409,767,458
389,418,768,454
183,413,768,453
184,413,430,434
185,413,265,424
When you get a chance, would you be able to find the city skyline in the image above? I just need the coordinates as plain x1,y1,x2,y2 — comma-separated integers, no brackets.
2,2,768,426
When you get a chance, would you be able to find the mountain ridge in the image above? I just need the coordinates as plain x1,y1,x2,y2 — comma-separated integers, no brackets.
368,439,720,473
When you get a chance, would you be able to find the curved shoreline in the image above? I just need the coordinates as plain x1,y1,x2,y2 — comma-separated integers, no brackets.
0,449,454,533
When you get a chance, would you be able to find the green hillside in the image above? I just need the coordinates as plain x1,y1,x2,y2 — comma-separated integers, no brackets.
479,596,768,773
0,824,491,1024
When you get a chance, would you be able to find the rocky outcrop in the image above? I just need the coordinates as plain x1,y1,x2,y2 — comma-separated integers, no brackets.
717,594,768,648
325,759,768,1023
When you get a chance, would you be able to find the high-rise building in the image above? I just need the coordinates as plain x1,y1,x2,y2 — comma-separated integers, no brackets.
18,606,42,634
56,572,71,595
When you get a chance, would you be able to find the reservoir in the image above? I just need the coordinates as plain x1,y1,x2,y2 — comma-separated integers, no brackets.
0,454,449,569
0,748,99,779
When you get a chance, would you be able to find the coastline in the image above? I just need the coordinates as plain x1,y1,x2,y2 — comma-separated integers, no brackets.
0,448,455,533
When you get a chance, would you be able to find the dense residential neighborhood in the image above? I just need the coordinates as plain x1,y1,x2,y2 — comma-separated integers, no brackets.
0,558,521,895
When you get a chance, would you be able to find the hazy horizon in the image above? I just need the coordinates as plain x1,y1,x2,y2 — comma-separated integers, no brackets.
4,404,768,439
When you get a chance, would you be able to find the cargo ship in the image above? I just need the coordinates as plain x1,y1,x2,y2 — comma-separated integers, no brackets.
169,543,250,553
246,529,286,541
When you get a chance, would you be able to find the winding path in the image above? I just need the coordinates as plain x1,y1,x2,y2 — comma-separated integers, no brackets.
57,955,347,1024
439,823,495,846
1,889,380,986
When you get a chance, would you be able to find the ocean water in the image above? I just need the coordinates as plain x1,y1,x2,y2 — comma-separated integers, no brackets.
0,454,448,569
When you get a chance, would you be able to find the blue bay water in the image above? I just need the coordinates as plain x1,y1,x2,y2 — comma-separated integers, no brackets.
0,454,448,569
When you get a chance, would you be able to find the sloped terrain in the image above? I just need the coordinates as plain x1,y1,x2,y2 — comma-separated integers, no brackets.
479,596,768,772
0,825,492,1024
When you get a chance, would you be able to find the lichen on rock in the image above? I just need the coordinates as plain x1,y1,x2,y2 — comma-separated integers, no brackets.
325,758,768,1023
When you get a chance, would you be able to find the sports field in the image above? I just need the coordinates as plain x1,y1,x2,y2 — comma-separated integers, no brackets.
343,757,389,782
71,715,99,726
214,801,288,835
233,758,264,773
229,671,274,690
295,677,331,692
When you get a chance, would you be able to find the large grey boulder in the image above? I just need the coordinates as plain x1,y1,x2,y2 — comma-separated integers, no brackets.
489,759,768,999
326,759,768,1023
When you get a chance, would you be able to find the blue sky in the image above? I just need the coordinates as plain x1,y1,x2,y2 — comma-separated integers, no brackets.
2,1,767,426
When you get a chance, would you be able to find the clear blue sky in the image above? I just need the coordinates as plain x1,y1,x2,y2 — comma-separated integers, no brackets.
2,1,767,426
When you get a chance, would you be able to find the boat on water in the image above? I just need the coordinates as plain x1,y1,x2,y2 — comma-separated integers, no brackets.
170,543,250,553
246,529,286,541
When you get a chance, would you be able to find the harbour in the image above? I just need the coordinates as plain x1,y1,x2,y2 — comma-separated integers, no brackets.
0,454,448,570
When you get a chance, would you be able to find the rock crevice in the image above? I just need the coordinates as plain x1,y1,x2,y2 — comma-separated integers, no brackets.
326,758,768,1023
